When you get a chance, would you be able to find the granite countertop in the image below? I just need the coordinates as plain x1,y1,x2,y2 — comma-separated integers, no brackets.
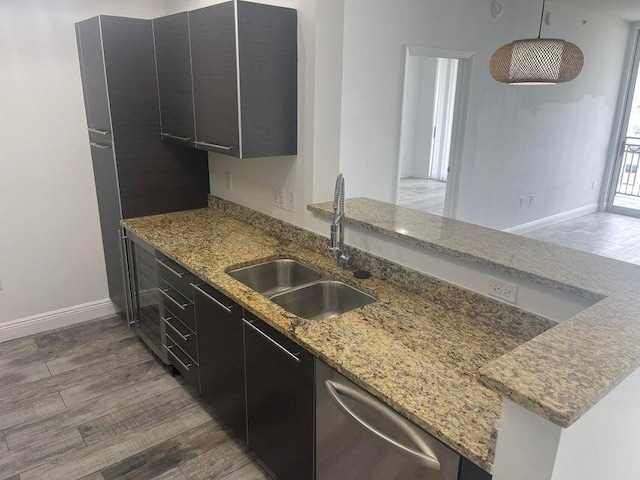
308,197,640,429
123,206,555,472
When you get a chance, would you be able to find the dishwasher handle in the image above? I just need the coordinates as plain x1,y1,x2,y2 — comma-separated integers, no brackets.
325,380,441,471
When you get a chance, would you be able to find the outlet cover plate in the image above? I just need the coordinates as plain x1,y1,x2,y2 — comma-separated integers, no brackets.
487,277,518,304
286,190,295,212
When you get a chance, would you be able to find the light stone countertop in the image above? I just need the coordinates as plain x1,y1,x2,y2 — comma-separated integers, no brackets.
123,204,557,472
308,197,640,429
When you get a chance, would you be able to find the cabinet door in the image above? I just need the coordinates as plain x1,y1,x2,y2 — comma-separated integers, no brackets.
244,312,314,480
89,142,125,312
236,1,297,158
189,2,240,156
153,12,195,144
76,17,111,135
194,284,246,441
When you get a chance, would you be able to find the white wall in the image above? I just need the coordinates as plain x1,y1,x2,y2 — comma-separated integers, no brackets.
1,0,625,328
0,0,172,325
337,0,630,230
201,0,602,321
492,365,640,480
399,55,438,180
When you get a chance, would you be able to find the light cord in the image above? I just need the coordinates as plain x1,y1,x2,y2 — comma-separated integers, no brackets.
537,0,546,38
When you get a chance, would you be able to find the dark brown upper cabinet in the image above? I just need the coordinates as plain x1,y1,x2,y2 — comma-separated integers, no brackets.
153,12,196,146
173,1,297,158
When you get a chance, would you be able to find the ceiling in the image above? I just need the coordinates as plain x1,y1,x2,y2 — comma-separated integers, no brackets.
558,0,640,21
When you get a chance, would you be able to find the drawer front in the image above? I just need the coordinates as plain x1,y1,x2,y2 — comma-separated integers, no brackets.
156,256,195,301
162,313,198,363
159,280,196,333
165,335,199,389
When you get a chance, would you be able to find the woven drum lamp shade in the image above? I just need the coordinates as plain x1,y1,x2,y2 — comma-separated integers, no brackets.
490,38,584,85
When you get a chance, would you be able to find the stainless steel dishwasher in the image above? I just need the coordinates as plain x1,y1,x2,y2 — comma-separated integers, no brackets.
316,360,460,480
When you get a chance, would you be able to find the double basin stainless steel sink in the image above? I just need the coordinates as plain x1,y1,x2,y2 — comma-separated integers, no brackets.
228,259,375,320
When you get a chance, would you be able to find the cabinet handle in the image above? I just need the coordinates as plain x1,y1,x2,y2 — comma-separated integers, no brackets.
162,316,192,341
159,288,191,311
243,318,301,363
88,128,110,136
191,283,235,314
156,258,187,278
194,141,233,151
89,142,111,150
164,344,192,371
324,380,441,471
160,132,193,142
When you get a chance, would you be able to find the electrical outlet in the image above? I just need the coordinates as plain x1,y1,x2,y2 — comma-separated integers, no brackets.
286,190,295,212
226,172,233,191
591,181,596,190
487,277,518,304
272,186,285,209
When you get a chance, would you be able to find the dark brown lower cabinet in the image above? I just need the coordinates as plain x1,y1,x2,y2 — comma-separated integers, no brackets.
459,458,492,480
194,283,246,441
244,311,314,480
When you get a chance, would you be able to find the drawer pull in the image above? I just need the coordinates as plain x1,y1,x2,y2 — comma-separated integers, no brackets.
162,316,192,342
89,142,111,150
88,128,110,136
191,283,235,314
194,141,233,151
160,288,191,311
156,258,187,278
164,344,192,371
243,318,301,363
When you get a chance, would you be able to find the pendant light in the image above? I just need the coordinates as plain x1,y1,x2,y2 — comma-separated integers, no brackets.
489,0,584,85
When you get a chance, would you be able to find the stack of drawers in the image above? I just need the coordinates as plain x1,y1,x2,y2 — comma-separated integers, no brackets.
156,255,200,388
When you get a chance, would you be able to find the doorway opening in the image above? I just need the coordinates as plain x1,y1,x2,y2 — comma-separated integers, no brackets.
395,47,472,218
609,26,640,215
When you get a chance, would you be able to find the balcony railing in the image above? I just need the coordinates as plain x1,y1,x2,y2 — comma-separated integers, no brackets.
615,136,640,198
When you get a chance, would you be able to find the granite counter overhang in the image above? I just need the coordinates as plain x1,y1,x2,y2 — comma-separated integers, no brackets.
309,197,640,429
122,206,557,473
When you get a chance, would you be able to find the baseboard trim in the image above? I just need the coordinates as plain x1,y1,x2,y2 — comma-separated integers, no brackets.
0,298,119,343
505,204,599,235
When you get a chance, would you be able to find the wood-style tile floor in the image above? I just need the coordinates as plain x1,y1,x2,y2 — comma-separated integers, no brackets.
524,212,640,266
0,316,270,480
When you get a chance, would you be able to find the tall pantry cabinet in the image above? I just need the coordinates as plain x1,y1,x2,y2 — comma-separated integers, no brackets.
75,16,209,314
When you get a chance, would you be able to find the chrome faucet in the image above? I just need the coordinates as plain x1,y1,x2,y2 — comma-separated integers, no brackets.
330,173,352,268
